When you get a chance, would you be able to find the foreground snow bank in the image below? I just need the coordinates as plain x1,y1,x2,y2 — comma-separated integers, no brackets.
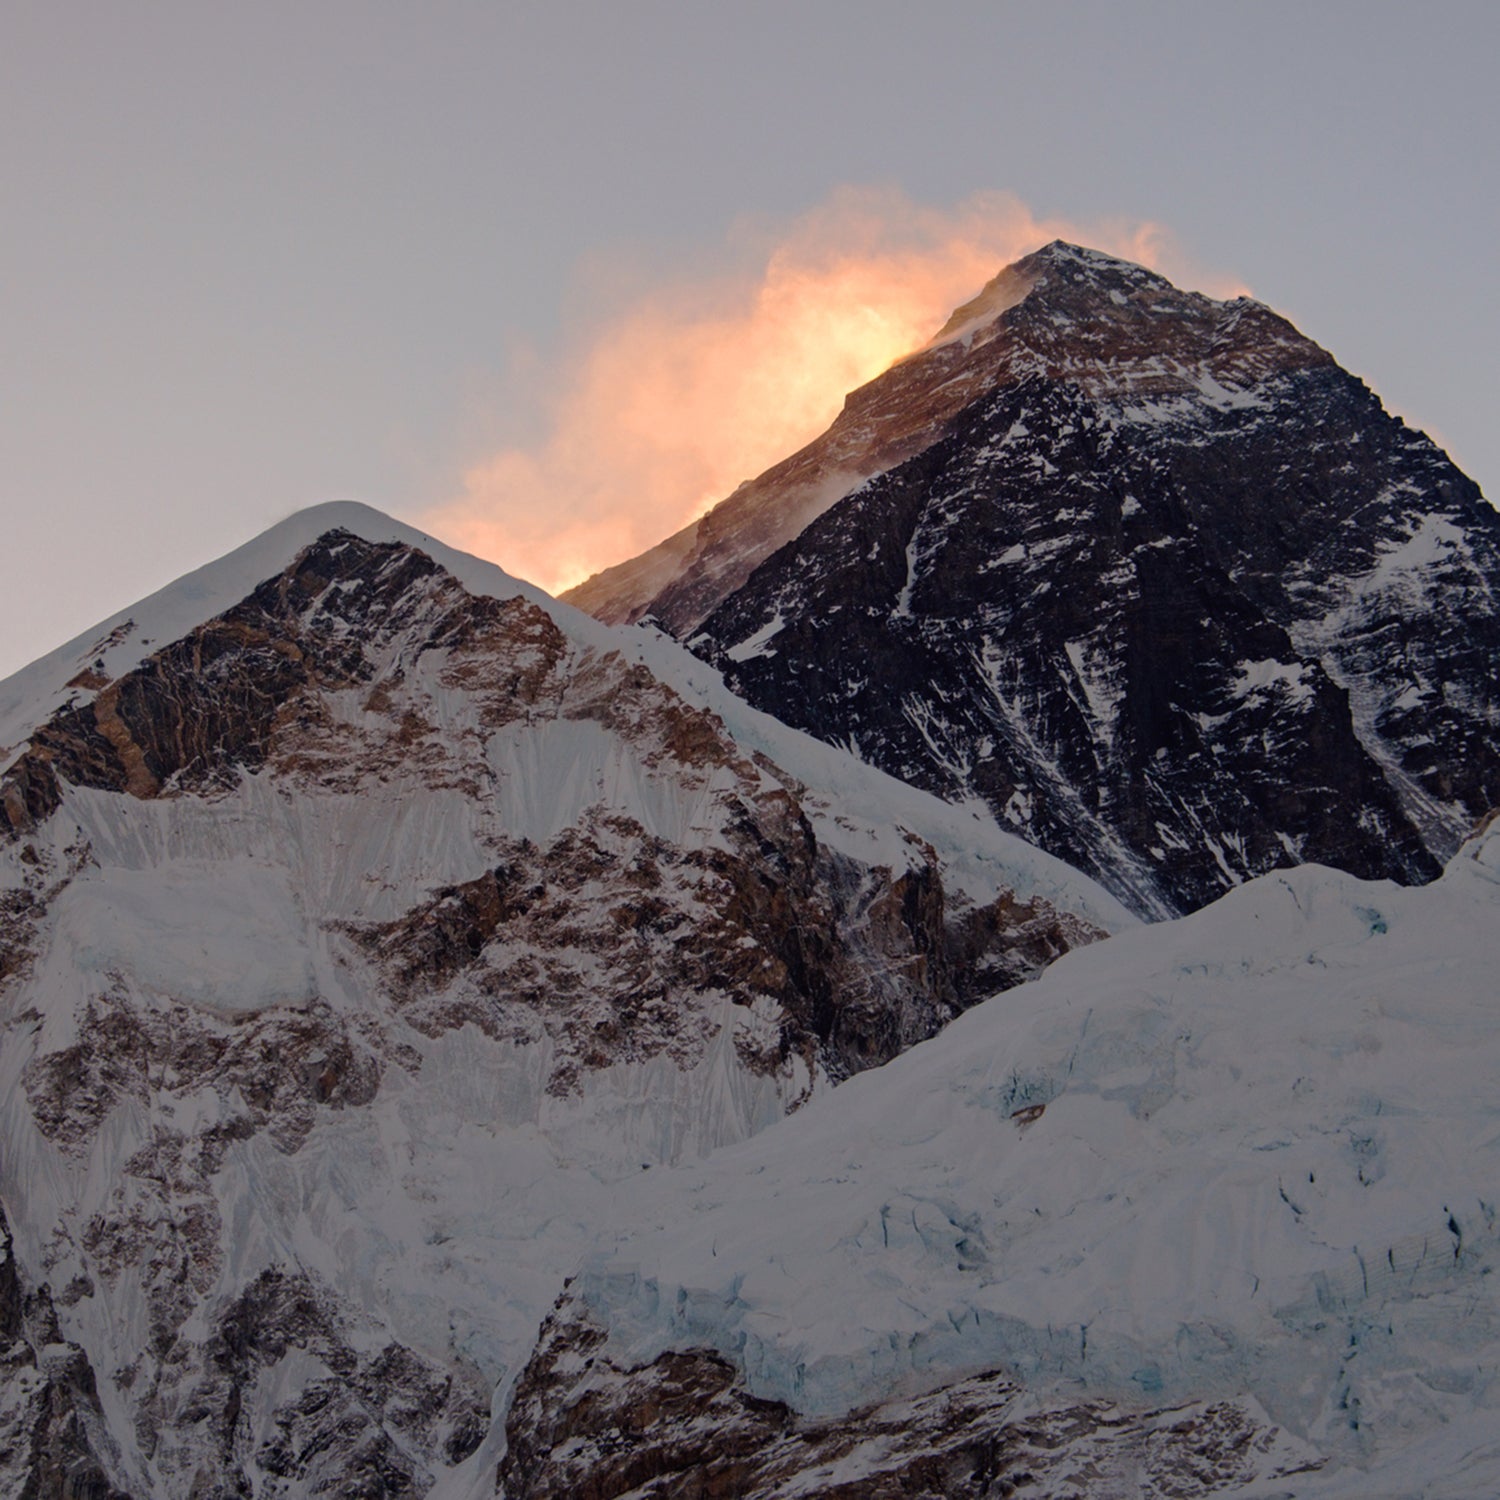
569,819,1500,1488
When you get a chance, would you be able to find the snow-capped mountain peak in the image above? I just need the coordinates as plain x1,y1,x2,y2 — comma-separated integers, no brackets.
3,240,1498,1497
584,247,1500,918
0,505,1125,1494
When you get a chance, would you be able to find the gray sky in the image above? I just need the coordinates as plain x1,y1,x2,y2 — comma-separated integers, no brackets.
3,0,1497,680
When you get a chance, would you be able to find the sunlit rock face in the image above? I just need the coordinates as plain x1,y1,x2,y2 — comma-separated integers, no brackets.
0,510,1119,1496
625,243,1500,916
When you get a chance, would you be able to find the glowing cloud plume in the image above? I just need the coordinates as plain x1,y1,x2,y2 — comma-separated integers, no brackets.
423,188,1248,595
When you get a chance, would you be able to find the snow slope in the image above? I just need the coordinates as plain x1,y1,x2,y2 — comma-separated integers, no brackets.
548,818,1500,1494
7,500,1492,1494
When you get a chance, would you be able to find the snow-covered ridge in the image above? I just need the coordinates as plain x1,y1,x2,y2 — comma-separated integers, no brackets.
923,256,1037,351
0,502,550,759
0,500,1131,933
0,502,1136,1494
541,820,1500,1492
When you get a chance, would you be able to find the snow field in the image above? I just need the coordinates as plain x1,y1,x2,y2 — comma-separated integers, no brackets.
9,501,1490,1490
564,827,1500,1483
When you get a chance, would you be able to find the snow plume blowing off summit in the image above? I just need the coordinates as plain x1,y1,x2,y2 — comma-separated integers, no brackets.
419,188,1248,597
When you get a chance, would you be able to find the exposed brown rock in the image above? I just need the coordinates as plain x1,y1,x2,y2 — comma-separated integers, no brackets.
24,992,386,1161
499,1294,1323,1500
1,533,557,830
345,804,1102,1094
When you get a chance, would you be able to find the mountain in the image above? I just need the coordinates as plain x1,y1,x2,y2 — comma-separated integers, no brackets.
0,503,1124,1496
5,241,1500,1498
572,242,1500,918
500,815,1500,1498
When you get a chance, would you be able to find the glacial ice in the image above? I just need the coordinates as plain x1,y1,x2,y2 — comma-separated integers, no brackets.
562,824,1500,1486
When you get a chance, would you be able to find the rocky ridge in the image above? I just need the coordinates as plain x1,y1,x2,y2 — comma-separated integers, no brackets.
562,243,1330,637
497,1290,1322,1500
562,254,1046,634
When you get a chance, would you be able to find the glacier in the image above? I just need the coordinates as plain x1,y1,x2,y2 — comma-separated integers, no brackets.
554,818,1500,1493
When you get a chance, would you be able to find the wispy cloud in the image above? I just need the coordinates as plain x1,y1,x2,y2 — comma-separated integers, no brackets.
422,187,1247,594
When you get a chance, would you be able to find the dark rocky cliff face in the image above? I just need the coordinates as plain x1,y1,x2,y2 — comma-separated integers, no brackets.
3,535,479,834
664,244,1500,916
0,1203,133,1500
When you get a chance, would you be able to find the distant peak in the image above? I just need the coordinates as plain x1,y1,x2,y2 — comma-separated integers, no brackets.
1016,240,1176,298
1031,238,1123,264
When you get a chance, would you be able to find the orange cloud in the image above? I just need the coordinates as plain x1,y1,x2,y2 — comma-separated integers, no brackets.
422,187,1248,595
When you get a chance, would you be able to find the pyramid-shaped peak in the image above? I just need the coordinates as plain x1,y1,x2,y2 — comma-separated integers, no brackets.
1025,239,1160,274
1018,240,1183,298
928,241,1182,349
571,241,1325,637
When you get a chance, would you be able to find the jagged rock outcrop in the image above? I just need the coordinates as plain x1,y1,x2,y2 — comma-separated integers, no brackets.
0,507,1121,1495
0,1203,132,1500
497,1291,1323,1499
597,243,1500,915
159,1267,488,1496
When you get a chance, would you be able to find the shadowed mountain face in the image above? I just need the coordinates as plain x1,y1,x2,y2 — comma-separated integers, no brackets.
582,242,1500,915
